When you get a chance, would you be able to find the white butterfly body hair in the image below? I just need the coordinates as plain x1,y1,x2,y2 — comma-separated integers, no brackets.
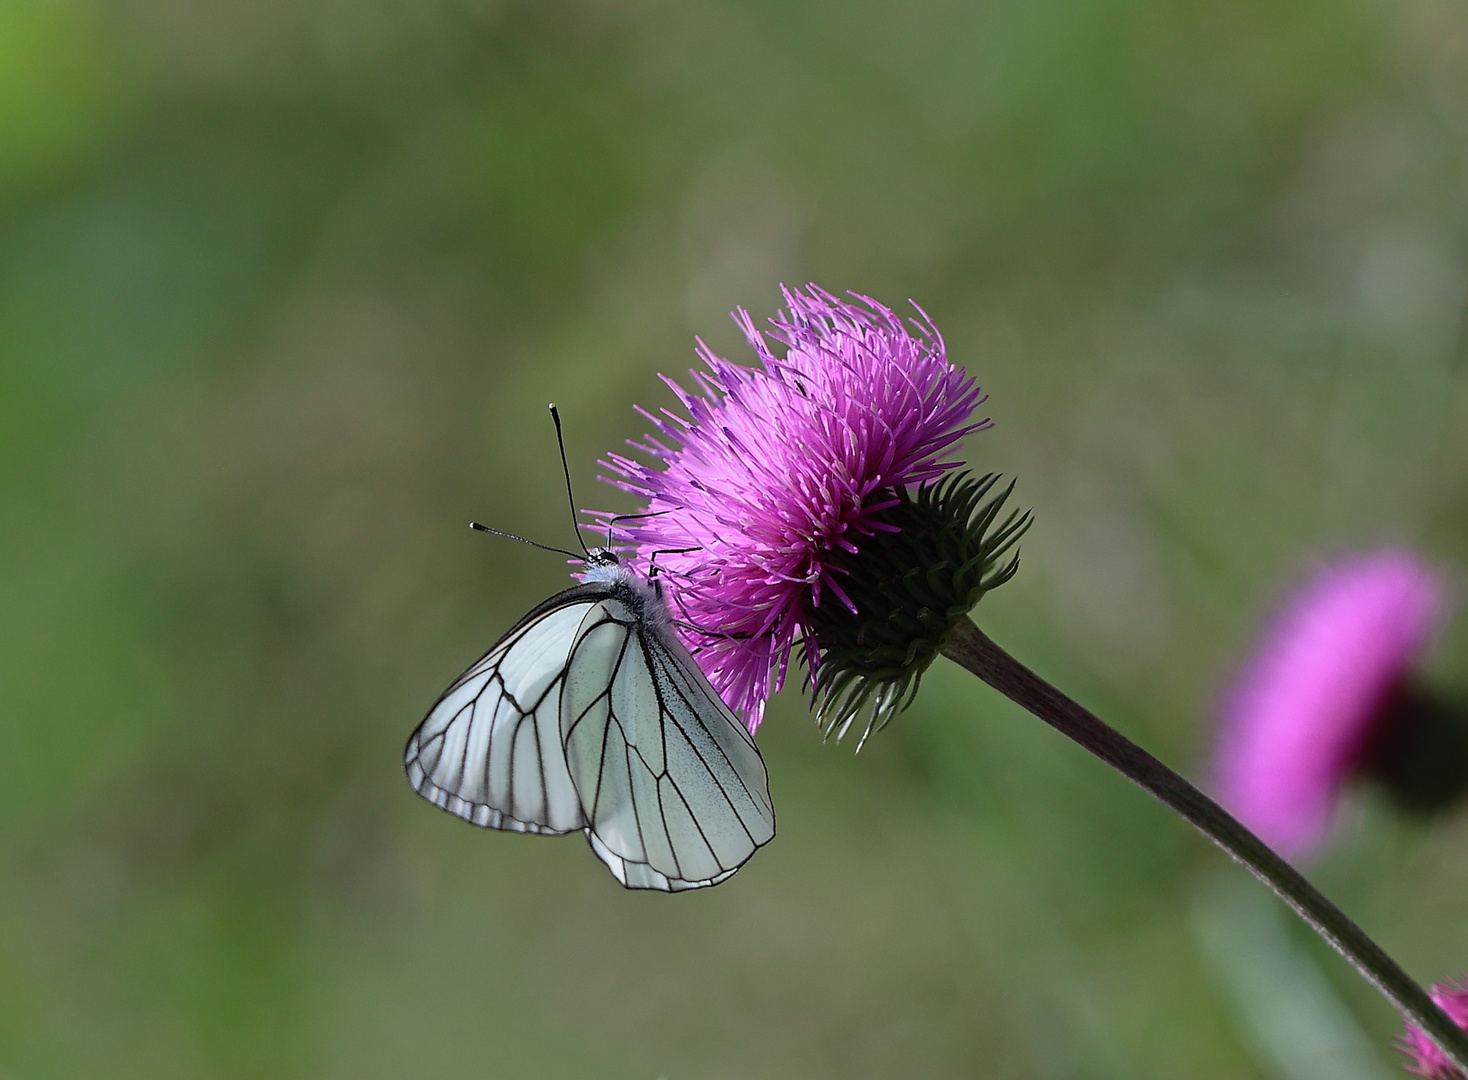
403,410,775,891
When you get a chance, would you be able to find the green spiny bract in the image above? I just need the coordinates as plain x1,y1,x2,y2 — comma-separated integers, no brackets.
801,471,1030,748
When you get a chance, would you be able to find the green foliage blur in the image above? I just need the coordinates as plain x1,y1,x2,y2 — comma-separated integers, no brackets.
4,0,1468,1076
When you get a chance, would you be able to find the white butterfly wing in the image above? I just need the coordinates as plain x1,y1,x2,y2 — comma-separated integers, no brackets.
561,599,776,892
403,592,597,835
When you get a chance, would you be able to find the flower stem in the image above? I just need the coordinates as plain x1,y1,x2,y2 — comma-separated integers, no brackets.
941,615,1468,1072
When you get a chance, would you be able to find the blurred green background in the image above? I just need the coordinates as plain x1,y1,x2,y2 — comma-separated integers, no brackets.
4,0,1468,1076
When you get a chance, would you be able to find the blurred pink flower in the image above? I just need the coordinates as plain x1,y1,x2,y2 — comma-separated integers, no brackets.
601,284,989,730
1401,978,1468,1079
1212,550,1445,858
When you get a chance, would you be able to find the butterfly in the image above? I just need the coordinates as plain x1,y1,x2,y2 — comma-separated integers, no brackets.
403,410,775,891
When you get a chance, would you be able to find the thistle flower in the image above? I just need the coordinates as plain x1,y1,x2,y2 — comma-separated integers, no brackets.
601,284,1021,733
589,291,1468,1074
1401,979,1468,1079
1212,550,1451,859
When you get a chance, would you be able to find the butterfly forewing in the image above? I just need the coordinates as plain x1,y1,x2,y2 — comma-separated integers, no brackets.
404,594,593,835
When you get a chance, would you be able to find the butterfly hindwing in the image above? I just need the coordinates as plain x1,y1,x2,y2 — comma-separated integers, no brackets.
650,633,776,853
403,587,611,836
561,595,776,891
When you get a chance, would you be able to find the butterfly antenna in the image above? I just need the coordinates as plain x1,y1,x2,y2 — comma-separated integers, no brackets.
549,403,592,558
469,522,583,561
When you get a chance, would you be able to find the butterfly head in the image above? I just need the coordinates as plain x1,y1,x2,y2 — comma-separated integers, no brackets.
581,547,624,584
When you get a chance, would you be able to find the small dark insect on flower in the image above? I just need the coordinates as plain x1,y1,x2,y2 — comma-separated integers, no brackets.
601,284,1027,743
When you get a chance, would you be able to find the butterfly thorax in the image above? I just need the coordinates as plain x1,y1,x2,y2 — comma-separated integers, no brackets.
581,549,668,631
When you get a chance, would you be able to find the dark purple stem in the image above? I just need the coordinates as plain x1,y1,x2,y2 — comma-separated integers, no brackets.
941,615,1468,1072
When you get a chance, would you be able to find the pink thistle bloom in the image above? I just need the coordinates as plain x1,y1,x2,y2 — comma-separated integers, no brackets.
1401,978,1468,1079
600,284,989,730
1212,550,1446,858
